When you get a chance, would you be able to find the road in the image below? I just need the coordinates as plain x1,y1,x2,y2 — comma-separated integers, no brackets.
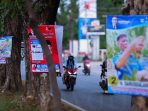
21,60,131,111
57,62,131,111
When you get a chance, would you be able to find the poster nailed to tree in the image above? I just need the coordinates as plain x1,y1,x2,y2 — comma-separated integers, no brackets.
28,25,63,73
0,36,13,64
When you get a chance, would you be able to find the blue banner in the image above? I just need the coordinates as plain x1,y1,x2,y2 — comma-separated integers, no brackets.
106,15,148,30
106,15,148,97
0,36,12,58
78,18,97,39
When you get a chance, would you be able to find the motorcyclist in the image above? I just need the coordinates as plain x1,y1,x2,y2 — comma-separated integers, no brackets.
83,53,89,60
62,54,77,83
83,54,90,70
100,58,107,75
100,58,108,93
66,54,76,69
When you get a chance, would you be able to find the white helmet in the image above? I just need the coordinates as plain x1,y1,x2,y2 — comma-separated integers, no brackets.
69,52,74,57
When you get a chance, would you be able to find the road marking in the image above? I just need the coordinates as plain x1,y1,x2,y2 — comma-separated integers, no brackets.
61,99,86,111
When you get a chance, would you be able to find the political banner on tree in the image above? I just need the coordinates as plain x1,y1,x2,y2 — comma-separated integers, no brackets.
0,58,6,64
106,15,148,96
28,25,63,73
0,36,12,58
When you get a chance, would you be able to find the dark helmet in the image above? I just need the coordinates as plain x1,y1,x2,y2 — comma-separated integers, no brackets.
68,53,74,60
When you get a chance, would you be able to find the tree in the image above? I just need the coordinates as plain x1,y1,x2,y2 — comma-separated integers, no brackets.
122,0,148,111
25,0,62,111
0,0,62,111
57,0,78,49
97,0,123,49
0,0,23,92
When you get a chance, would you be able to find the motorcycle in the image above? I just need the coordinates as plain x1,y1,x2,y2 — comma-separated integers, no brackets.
63,66,81,91
83,59,91,75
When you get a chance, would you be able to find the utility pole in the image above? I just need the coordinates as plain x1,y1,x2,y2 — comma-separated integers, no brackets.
85,1,89,54
67,15,73,54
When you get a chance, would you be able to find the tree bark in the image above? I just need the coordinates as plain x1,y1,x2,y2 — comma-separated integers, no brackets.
24,0,62,111
122,0,148,111
0,11,22,92
0,64,6,88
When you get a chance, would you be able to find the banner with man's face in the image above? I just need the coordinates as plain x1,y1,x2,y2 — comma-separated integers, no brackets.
106,15,148,97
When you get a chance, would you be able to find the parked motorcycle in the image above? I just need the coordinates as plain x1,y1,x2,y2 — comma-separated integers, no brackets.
63,66,81,91
83,59,91,75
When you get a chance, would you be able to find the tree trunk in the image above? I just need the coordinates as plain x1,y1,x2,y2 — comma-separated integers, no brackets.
24,0,62,111
0,13,22,92
23,31,36,98
122,0,148,111
0,65,6,88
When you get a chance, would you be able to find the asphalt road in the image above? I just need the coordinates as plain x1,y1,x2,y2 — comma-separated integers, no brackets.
57,62,131,111
21,60,131,111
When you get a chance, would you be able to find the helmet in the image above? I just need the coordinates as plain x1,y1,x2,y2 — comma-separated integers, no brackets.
68,53,74,59
69,52,74,57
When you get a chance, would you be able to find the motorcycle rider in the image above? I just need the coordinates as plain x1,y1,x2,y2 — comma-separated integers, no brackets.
100,58,107,78
99,58,108,93
83,54,90,74
62,53,77,83
83,54,89,61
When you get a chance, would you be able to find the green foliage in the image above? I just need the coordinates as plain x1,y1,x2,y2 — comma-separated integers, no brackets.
57,0,78,49
100,35,106,49
0,0,25,35
57,0,123,49
97,0,123,24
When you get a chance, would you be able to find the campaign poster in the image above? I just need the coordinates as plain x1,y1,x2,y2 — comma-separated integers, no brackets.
106,15,148,96
32,64,48,73
38,25,60,64
0,58,6,64
78,18,97,39
28,25,63,73
0,36,12,58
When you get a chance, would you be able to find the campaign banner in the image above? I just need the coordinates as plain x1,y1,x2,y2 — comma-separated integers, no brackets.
0,58,6,64
28,25,63,73
39,25,60,64
106,15,148,96
78,18,97,39
87,25,105,36
32,63,48,73
29,38,45,63
0,36,12,58
55,25,64,73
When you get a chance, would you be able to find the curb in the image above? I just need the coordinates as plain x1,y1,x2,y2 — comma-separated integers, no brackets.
61,99,86,111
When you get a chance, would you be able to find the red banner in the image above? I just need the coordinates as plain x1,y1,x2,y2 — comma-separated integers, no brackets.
28,25,61,73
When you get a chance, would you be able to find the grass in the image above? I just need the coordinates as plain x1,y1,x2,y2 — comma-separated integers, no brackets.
0,93,39,111
0,92,82,111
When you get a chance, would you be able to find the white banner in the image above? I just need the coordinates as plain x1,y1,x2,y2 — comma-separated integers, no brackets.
55,25,64,73
79,0,97,18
